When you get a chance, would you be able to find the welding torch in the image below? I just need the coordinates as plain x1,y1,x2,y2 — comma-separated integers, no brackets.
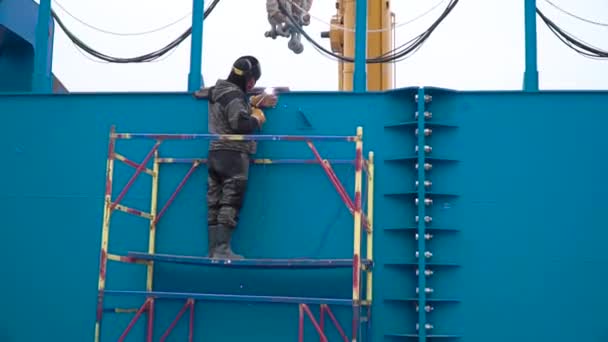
253,87,277,108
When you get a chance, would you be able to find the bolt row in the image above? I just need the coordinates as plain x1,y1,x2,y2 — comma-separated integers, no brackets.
414,97,435,335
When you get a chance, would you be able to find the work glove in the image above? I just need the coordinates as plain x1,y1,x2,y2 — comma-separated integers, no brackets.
251,107,267,126
250,94,278,108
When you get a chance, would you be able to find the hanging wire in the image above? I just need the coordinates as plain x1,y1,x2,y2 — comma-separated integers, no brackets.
286,0,449,33
50,0,221,63
537,7,608,59
542,0,608,27
52,0,193,36
278,0,459,64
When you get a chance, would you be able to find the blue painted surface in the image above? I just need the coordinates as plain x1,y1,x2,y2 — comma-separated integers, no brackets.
0,0,38,93
1,89,608,341
0,28,34,92
32,0,53,93
188,0,204,91
523,0,539,92
0,0,38,47
353,0,367,92
0,0,63,93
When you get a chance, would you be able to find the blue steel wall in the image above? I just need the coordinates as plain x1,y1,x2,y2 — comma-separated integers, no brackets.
0,0,63,93
0,89,607,341
0,34,34,92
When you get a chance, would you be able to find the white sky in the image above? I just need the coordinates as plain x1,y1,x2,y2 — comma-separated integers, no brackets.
47,0,608,92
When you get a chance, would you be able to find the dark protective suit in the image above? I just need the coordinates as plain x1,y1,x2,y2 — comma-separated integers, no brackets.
205,79,261,259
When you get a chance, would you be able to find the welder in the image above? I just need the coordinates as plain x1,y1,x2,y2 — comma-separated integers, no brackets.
195,56,277,259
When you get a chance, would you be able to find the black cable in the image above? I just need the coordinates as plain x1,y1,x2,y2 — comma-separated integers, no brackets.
50,0,221,63
278,0,459,64
536,8,608,59
377,0,459,63
542,0,608,27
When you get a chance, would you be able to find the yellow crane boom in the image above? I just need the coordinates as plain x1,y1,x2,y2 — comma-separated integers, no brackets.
323,0,395,91
264,0,394,91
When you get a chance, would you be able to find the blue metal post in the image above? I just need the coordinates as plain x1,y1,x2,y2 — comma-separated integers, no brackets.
416,88,427,342
188,0,205,91
523,0,539,91
32,0,52,93
353,0,367,92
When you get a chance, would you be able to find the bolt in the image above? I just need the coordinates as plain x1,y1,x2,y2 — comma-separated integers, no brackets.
415,128,433,136
415,198,433,206
416,287,434,294
415,163,432,171
415,180,433,188
414,111,432,120
416,305,434,312
415,251,433,259
414,95,433,103
415,145,433,153
415,233,434,240
415,215,433,223
416,323,434,330
416,268,434,277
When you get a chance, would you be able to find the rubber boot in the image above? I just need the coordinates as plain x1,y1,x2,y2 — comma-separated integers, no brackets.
207,225,218,257
210,225,244,260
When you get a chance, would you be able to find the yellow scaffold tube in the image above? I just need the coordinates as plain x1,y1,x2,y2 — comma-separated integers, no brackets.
95,126,116,342
147,149,160,291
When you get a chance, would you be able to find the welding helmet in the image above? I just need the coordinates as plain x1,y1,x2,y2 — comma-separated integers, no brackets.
231,56,261,82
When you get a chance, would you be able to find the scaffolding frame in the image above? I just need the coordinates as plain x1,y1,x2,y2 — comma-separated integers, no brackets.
94,125,375,342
